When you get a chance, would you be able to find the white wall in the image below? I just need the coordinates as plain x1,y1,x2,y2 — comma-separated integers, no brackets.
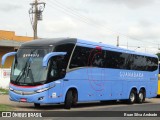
0,68,11,89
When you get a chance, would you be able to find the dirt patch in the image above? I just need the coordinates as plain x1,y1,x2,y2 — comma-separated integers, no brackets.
0,95,35,111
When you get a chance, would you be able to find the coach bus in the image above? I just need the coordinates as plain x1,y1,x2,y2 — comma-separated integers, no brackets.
1,38,159,109
157,64,160,96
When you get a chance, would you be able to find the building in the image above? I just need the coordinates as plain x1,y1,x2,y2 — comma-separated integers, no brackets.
0,30,33,88
0,30,33,68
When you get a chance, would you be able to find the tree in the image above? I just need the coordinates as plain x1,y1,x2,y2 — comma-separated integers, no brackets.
156,53,160,60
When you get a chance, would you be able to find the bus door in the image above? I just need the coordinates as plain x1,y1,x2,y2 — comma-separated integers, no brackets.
48,56,65,101
43,52,66,101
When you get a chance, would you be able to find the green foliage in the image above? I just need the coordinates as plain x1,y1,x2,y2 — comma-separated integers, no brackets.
156,53,160,60
0,104,13,111
0,88,9,95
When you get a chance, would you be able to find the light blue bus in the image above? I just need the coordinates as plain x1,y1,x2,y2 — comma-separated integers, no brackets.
1,38,159,109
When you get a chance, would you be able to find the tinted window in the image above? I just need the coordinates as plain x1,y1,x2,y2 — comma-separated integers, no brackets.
47,43,75,82
70,46,92,68
47,56,65,82
69,46,158,71
54,43,75,69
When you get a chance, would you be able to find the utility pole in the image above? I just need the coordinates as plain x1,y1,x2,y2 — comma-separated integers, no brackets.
29,0,46,39
117,36,119,47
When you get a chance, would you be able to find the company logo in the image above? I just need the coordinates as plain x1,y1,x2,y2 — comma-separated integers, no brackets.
23,54,39,58
1,112,42,117
120,72,144,78
2,112,11,117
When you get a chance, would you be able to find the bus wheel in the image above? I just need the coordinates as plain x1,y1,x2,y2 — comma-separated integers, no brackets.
64,90,73,109
72,91,78,107
34,103,40,108
137,90,145,103
128,90,136,104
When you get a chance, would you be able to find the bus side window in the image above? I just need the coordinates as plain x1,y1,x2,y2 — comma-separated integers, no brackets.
48,58,58,81
47,56,66,82
92,52,105,67
70,46,91,68
54,43,75,70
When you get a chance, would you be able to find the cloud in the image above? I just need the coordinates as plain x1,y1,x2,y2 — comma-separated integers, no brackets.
128,21,160,40
41,17,78,33
115,0,155,9
0,3,22,12
90,0,155,9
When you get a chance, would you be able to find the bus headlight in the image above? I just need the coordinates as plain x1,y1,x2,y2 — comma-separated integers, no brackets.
9,87,14,91
36,87,49,93
36,84,56,93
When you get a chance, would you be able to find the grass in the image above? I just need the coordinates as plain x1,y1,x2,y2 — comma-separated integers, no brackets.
0,88,9,95
0,104,13,111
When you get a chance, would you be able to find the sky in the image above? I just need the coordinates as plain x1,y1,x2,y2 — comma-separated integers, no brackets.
0,0,160,54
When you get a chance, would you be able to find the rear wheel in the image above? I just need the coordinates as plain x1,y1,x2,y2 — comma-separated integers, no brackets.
137,90,145,103
64,90,73,109
128,90,136,104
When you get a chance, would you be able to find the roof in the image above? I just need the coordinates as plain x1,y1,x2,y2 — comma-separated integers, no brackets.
20,37,157,58
21,38,77,47
77,39,157,58
0,40,23,47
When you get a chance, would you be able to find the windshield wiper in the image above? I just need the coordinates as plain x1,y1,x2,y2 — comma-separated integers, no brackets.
25,62,35,85
14,59,30,84
15,49,36,84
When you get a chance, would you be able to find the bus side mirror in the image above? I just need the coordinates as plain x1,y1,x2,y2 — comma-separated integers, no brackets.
42,52,67,67
1,52,17,67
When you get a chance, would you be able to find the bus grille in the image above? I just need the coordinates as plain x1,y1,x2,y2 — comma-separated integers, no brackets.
13,90,36,95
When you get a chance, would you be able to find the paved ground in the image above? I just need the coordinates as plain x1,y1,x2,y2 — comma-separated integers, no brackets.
1,95,160,120
0,95,160,111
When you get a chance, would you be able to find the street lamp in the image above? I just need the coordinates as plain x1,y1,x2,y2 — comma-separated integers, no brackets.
134,47,140,50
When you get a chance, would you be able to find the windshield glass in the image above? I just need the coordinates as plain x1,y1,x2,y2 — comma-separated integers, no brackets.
11,48,49,86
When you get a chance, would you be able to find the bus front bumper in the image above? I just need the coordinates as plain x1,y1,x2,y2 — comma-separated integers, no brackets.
9,90,63,104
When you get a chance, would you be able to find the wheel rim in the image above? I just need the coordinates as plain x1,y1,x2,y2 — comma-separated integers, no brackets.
139,92,143,101
130,93,135,102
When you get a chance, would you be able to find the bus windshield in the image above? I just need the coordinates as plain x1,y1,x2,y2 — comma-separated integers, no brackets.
11,48,49,86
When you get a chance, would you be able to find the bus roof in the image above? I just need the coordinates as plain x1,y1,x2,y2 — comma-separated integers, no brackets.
20,38,157,58
77,39,158,58
21,38,77,47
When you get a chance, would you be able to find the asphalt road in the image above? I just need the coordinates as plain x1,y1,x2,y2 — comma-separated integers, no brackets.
0,95,160,111
1,95,160,120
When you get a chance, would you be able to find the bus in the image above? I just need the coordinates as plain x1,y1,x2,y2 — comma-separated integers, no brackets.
1,38,159,109
157,64,160,96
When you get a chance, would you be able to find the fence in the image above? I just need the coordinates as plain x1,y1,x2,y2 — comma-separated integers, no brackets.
0,68,11,89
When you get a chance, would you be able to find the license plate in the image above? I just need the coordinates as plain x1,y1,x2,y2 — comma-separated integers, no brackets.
20,98,27,102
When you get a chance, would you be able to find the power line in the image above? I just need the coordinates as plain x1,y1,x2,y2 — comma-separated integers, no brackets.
47,0,158,45
47,0,119,36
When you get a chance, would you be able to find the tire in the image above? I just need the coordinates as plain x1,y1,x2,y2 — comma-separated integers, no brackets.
137,90,145,103
128,90,136,104
64,90,73,109
34,103,40,108
72,91,78,107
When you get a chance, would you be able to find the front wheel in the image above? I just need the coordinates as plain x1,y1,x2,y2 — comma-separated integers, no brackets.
34,103,40,108
128,90,136,104
72,91,78,107
64,90,73,109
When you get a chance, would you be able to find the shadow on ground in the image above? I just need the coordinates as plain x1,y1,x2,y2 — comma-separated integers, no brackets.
13,100,151,111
